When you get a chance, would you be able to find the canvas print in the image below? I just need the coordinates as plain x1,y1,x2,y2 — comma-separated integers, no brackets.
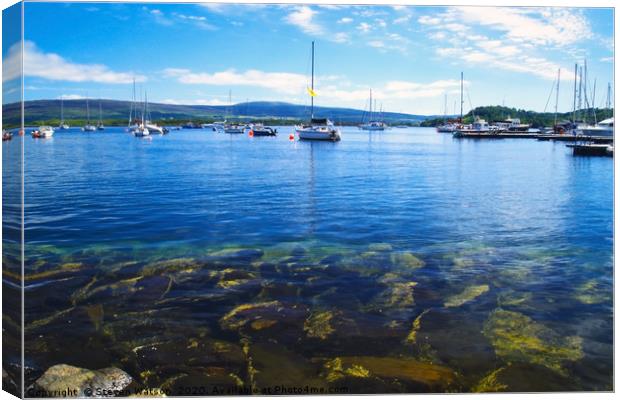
1,1,614,397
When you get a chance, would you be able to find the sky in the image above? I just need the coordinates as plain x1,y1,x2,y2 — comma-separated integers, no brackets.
2,2,615,115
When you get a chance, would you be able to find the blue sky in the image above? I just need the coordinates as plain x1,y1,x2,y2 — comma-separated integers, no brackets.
2,2,614,114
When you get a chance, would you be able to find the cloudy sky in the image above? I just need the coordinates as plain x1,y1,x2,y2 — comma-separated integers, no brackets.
2,2,614,115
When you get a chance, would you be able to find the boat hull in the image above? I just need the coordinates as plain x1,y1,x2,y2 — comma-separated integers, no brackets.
296,129,341,141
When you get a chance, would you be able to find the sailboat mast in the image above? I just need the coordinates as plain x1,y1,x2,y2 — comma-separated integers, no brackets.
554,68,560,126
460,72,464,123
60,96,64,123
99,100,103,124
86,96,90,124
311,41,315,119
572,63,577,124
606,82,611,109
443,93,447,123
129,77,135,126
369,89,372,121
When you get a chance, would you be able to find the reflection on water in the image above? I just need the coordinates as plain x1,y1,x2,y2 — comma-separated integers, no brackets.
3,126,612,393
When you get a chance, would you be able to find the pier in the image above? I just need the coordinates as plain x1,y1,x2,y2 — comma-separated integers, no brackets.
453,131,613,144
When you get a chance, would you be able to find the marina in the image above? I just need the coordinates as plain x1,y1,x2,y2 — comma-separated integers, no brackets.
2,125,612,393
2,2,614,396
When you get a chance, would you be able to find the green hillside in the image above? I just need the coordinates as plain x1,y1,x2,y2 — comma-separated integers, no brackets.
2,99,431,128
421,105,614,128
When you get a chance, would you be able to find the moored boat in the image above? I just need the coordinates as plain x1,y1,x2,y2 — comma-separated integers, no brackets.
580,118,614,137
295,41,341,142
223,124,245,134
32,126,54,138
250,124,277,136
3,130,13,141
82,97,97,132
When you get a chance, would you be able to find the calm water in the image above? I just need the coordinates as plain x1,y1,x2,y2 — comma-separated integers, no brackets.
2,127,613,393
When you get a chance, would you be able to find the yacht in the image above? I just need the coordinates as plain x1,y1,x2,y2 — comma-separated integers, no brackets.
295,41,341,142
436,123,457,133
224,124,245,134
32,126,54,138
59,97,69,129
359,89,387,131
580,118,614,137
82,97,97,132
250,123,277,136
96,100,105,130
494,117,530,132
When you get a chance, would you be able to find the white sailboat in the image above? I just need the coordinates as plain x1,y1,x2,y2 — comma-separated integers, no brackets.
96,99,105,130
295,41,341,142
82,96,97,132
59,96,69,129
223,90,245,134
359,89,387,131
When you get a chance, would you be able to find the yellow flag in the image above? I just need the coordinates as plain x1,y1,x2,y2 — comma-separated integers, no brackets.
307,87,317,97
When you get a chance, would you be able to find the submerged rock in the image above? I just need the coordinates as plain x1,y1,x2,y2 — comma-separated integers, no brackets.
141,258,199,276
210,268,260,290
472,363,581,392
219,301,307,333
34,364,132,397
207,248,264,263
444,284,489,308
390,252,425,270
368,243,393,252
322,356,455,389
482,309,583,375
405,309,431,344
304,311,335,340
573,280,611,305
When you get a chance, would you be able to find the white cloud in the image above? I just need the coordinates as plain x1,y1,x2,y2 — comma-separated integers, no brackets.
418,15,441,25
600,57,613,63
3,41,145,84
393,15,411,24
163,68,307,95
452,7,592,47
368,41,385,48
284,6,323,36
58,94,86,100
338,17,353,24
357,22,371,33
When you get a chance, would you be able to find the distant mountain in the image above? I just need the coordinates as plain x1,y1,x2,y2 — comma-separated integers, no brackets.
2,99,433,127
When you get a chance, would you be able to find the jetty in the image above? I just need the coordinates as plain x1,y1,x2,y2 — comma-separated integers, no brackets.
567,144,613,157
454,131,613,144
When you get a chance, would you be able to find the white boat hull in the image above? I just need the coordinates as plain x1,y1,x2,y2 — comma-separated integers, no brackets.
296,128,341,141
360,125,385,131
82,125,97,132
580,127,614,137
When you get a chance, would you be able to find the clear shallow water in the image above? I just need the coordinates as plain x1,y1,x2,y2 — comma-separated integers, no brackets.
2,127,613,393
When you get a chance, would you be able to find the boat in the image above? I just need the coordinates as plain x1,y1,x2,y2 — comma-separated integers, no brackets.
437,123,457,133
359,89,387,131
3,130,13,141
96,100,105,130
32,126,54,138
82,97,97,132
223,124,245,134
579,118,614,137
58,96,69,129
295,41,341,142
131,92,150,137
250,123,277,136
457,117,492,133
437,94,457,133
494,117,530,132
143,93,166,134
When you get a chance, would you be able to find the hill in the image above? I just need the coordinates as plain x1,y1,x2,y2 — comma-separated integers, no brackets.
2,99,431,128
420,105,614,128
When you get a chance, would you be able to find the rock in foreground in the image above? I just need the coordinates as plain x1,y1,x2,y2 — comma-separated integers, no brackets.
34,364,132,397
